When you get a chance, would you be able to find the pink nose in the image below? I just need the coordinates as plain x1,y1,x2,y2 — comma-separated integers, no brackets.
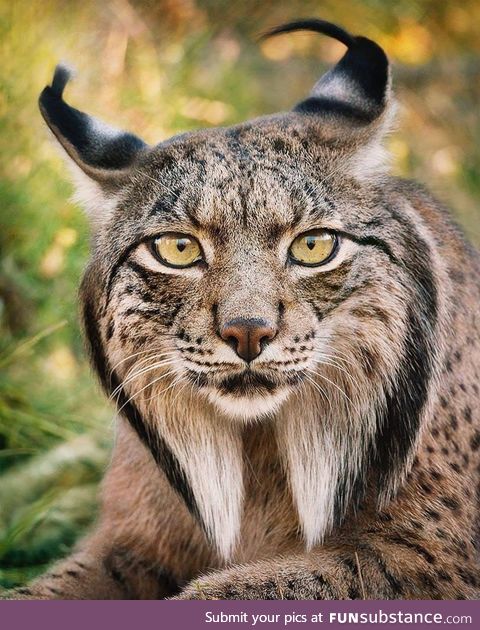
220,317,277,362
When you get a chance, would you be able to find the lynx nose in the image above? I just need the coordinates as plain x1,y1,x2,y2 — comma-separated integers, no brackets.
220,317,277,363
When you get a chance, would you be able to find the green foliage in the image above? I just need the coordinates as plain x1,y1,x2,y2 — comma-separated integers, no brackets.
1,0,479,587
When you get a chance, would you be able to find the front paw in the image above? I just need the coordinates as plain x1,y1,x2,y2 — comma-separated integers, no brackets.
174,579,276,600
173,566,299,600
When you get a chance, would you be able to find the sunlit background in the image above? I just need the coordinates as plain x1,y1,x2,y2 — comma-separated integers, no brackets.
1,0,480,588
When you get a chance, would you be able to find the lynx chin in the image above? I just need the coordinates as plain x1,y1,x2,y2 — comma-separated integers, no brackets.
6,18,480,600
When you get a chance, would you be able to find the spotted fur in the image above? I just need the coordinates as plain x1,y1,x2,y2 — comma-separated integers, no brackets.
5,19,480,600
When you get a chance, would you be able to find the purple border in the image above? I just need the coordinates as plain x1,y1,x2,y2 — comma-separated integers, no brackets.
0,600,478,629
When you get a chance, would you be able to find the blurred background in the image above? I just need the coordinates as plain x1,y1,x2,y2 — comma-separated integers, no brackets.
1,0,480,589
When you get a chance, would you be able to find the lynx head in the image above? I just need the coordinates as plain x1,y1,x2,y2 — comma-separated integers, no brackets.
39,20,440,560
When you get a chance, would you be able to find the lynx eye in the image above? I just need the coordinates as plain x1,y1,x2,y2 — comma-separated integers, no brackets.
150,233,202,268
289,230,338,267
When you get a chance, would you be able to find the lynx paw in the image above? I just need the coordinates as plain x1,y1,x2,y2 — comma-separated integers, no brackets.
172,565,324,600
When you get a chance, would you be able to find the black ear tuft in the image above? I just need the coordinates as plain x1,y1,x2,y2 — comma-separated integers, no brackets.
39,65,147,176
262,19,390,124
261,18,354,48
50,64,74,98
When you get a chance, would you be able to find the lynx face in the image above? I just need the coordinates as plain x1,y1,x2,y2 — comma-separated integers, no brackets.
101,125,375,422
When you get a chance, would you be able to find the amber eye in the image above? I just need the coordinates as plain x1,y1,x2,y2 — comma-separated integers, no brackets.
289,230,338,267
150,233,202,268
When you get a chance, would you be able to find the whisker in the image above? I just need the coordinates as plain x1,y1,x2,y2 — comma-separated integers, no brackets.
143,372,187,404
111,357,181,399
112,350,179,385
312,346,357,368
142,372,186,405
122,357,181,384
109,348,158,374
168,376,190,406
310,357,358,388
306,367,353,406
302,372,333,415
121,354,177,379
116,368,181,413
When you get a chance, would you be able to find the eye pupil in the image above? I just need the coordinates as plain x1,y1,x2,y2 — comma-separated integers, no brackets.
306,236,316,250
176,239,187,252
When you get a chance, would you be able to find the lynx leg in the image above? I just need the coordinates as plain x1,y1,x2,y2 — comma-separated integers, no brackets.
4,534,180,600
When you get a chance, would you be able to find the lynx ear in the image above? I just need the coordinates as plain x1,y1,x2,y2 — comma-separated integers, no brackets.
263,19,391,125
39,65,148,220
263,20,394,180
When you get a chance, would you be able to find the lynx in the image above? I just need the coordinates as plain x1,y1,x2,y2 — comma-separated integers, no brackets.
6,19,480,599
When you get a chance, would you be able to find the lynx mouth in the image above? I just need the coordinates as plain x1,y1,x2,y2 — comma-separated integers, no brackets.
186,367,305,420
186,366,305,394
217,370,279,396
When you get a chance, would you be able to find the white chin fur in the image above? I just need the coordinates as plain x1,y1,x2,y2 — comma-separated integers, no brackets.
207,388,291,421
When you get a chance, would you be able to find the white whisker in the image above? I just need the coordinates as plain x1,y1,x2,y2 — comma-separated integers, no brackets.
302,372,333,415
310,357,358,389
306,367,353,406
117,368,181,413
111,357,180,399
109,348,159,374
